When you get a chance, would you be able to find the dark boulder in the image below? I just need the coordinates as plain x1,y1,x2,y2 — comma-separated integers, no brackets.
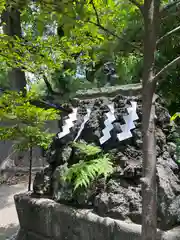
33,94,180,230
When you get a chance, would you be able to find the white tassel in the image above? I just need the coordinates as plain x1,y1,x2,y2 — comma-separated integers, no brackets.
99,103,116,145
58,108,78,139
117,101,138,141
74,108,92,142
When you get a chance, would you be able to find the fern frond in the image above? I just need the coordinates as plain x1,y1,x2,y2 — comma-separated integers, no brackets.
62,154,113,191
94,154,114,179
171,112,180,121
72,142,102,156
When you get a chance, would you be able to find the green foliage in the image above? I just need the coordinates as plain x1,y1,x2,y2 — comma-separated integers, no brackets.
0,0,142,87
0,70,9,89
175,138,180,164
0,0,179,110
49,70,93,99
0,90,60,151
72,142,102,156
115,54,142,84
170,112,180,122
0,0,5,14
63,142,113,190
29,79,47,98
170,113,180,163
156,8,180,114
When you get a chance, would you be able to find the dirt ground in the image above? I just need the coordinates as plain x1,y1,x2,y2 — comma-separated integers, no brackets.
0,176,31,240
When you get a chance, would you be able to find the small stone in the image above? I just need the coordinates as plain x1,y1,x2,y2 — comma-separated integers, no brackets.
33,167,52,195
112,166,123,178
167,142,177,155
52,164,73,202
61,146,72,163
156,128,166,147
163,151,171,160
157,162,180,228
156,145,162,156
136,139,143,149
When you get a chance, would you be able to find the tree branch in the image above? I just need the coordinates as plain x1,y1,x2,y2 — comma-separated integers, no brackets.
87,0,140,50
90,0,100,25
37,0,141,50
160,0,180,16
42,74,61,96
87,20,140,49
157,25,180,44
152,56,180,82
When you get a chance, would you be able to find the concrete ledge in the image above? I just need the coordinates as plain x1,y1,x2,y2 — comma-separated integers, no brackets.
0,166,45,174
14,193,180,240
75,83,142,100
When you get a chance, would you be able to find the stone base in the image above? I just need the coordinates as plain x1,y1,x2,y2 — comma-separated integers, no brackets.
14,193,180,240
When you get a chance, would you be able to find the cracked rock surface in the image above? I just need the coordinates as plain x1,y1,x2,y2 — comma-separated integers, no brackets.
33,95,180,230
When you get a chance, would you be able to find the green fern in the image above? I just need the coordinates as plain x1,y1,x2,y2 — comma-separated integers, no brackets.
63,154,113,190
72,142,102,156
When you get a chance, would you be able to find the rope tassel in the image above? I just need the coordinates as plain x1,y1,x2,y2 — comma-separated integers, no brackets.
117,101,138,141
99,103,116,145
58,108,78,139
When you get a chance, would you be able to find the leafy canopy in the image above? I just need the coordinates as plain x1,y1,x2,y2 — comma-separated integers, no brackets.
0,0,140,74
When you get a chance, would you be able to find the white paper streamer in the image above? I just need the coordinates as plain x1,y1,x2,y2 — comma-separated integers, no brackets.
74,108,92,142
99,103,116,145
58,108,78,139
117,101,138,141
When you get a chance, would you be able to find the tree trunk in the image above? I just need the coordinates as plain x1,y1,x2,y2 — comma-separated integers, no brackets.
28,146,33,191
141,0,160,239
1,7,26,92
142,82,157,240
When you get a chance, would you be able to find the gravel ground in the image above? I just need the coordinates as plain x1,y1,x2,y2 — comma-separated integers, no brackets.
0,179,29,240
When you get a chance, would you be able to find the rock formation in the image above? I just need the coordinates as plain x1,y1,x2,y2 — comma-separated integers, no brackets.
33,91,180,231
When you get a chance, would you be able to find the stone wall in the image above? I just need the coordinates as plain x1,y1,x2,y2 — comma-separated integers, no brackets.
14,193,180,240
